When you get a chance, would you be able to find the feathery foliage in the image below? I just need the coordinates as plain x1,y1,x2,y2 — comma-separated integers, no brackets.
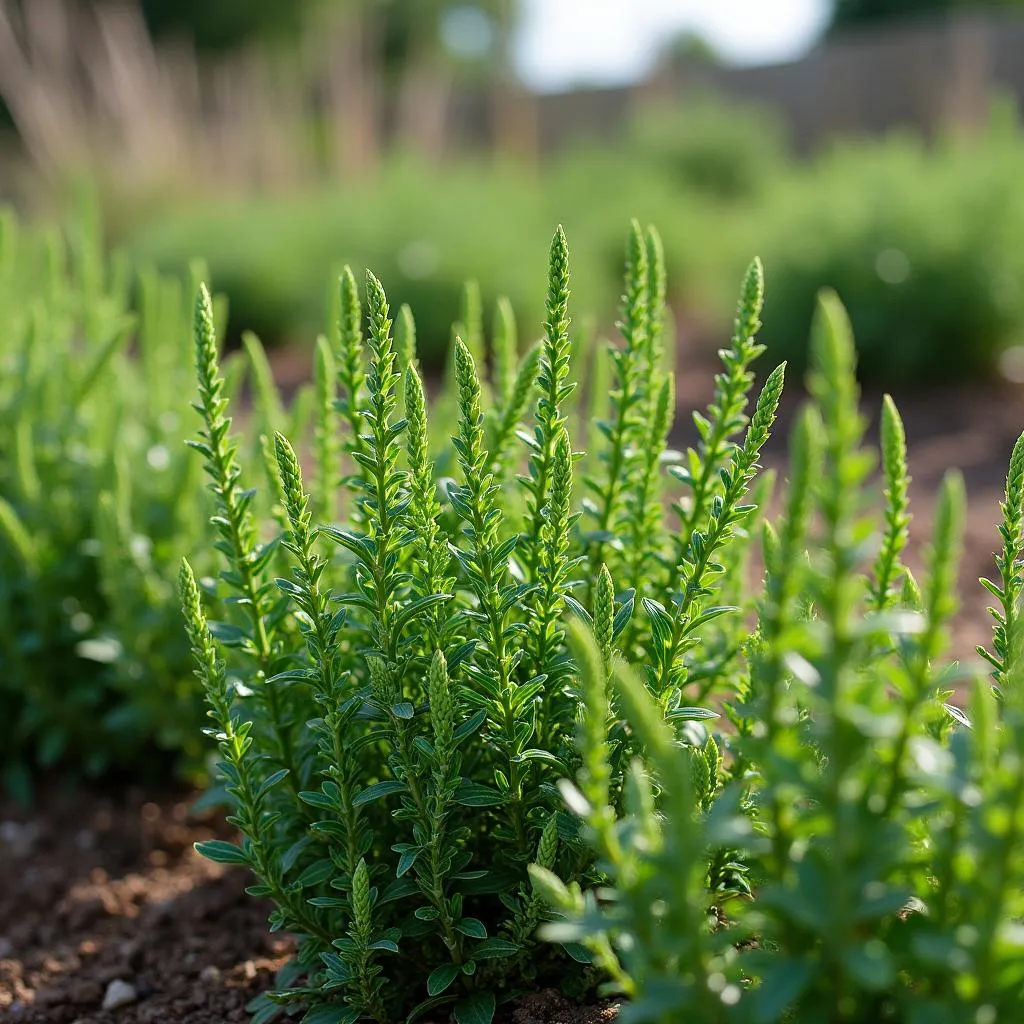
536,286,1024,1024
182,221,787,1023
0,209,226,799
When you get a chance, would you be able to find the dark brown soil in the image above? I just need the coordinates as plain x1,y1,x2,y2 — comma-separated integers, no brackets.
0,786,290,1024
0,787,617,1024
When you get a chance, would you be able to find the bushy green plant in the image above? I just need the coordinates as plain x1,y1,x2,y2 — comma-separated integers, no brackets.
125,153,715,367
0,208,229,798
627,93,788,201
181,219,787,1022
750,122,1024,384
534,289,1024,1021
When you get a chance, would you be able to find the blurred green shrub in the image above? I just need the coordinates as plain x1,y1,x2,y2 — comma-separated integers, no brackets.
750,123,1024,384
627,92,788,200
125,103,1024,388
125,155,714,368
0,208,227,799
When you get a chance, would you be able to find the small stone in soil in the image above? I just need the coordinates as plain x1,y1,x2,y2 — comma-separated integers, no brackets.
75,829,97,850
102,979,138,1010
0,820,40,856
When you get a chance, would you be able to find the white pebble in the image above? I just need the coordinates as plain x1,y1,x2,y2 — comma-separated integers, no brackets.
101,979,137,1011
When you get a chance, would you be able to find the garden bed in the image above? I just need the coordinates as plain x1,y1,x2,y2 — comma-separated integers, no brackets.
2,366,1021,1024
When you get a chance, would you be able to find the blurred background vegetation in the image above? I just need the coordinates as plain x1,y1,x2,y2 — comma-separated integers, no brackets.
4,0,1024,385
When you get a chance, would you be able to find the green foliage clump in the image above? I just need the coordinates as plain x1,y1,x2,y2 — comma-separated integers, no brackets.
182,220,786,1022
751,124,1024,384
130,112,1024,389
627,93,788,201
125,154,712,369
0,208,221,798
536,287,1024,1022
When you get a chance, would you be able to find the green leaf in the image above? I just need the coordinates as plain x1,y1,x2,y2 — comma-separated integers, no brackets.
296,859,335,887
513,749,568,771
452,709,488,744
642,597,674,646
454,782,506,807
405,996,455,1024
468,938,519,960
455,918,487,939
298,790,334,809
194,840,249,865
380,877,420,903
454,991,496,1024
249,993,284,1024
207,621,250,647
257,768,290,798
353,780,408,807
393,592,452,634
396,848,421,877
562,943,593,964
664,706,720,722
612,593,635,639
301,1006,359,1024
679,604,738,638
427,962,461,997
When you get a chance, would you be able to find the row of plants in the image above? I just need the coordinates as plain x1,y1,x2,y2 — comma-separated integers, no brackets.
122,99,1024,385
0,208,318,798
122,150,718,366
749,112,1024,383
175,220,1024,1022
5,204,1024,1020
0,207,210,798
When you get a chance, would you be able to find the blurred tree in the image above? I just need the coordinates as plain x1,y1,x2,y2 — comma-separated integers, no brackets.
831,0,1024,32
656,28,721,68
368,0,527,162
138,0,517,64
140,0,336,51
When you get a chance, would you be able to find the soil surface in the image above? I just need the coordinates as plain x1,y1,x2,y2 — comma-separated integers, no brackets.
0,787,617,1024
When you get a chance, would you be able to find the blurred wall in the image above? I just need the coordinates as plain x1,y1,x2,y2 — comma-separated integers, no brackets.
527,10,1024,155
